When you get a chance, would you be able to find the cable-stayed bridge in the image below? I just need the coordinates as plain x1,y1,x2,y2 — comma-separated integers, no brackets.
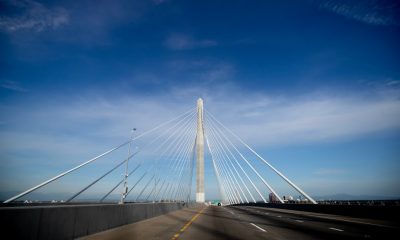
1,99,398,240
3,98,315,205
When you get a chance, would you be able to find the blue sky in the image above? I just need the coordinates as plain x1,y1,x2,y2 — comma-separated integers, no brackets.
0,0,400,201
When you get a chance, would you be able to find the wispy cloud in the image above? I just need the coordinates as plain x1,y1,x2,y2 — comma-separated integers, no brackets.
317,0,400,26
209,91,400,147
0,80,27,92
1,83,399,159
386,80,400,87
0,0,69,32
164,33,218,50
1,83,399,195
165,59,235,84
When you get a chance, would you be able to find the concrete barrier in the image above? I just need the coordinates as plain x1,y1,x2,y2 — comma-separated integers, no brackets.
0,202,197,240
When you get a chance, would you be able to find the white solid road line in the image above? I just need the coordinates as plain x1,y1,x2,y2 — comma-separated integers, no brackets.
329,227,344,232
250,223,267,232
247,207,394,229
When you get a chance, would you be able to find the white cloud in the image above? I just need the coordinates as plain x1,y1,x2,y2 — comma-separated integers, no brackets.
1,84,399,161
0,0,69,32
0,96,192,165
1,84,399,196
318,0,399,26
387,80,400,87
164,33,218,50
0,80,27,92
205,90,400,146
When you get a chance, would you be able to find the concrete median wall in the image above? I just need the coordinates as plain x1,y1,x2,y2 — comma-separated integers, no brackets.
0,202,197,240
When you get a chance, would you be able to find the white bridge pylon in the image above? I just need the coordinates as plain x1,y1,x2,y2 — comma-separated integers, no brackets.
3,99,316,205
196,98,205,203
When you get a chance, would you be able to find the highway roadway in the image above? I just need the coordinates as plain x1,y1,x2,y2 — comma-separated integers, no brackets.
81,205,399,239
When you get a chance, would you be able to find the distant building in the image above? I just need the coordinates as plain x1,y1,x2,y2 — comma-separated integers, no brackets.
269,193,278,203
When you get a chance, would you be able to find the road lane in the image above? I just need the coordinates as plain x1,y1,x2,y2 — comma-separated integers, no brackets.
79,205,206,240
231,206,399,239
177,205,266,240
80,205,399,240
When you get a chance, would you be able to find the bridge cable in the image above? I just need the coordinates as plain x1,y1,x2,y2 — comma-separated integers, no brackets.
100,163,141,202
127,111,194,202
207,110,317,204
208,124,249,203
67,150,140,202
145,178,161,201
207,120,250,203
158,182,170,202
115,109,195,203
3,107,195,203
114,108,195,203
173,134,196,200
207,126,243,204
159,115,196,201
170,134,196,201
205,114,256,203
185,143,196,203
206,114,261,204
125,172,147,199
163,115,196,201
205,126,237,204
207,114,274,203
148,111,196,202
185,141,196,202
206,113,276,203
152,179,166,201
136,174,155,201
205,133,229,204
176,129,197,201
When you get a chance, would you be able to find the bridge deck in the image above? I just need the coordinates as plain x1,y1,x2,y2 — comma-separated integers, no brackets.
80,205,399,239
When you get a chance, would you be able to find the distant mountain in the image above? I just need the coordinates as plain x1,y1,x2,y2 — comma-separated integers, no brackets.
313,193,400,201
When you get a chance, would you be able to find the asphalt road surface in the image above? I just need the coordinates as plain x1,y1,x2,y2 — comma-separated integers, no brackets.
81,205,399,239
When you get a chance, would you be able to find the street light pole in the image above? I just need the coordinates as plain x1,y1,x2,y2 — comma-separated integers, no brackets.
120,128,136,204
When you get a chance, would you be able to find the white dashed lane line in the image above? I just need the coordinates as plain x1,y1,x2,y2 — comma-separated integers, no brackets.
329,227,344,232
250,223,267,232
295,220,304,223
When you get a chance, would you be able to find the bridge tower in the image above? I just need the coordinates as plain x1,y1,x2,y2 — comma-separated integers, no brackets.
196,98,205,203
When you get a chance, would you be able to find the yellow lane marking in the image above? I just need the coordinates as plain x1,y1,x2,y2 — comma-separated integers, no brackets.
171,207,207,240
